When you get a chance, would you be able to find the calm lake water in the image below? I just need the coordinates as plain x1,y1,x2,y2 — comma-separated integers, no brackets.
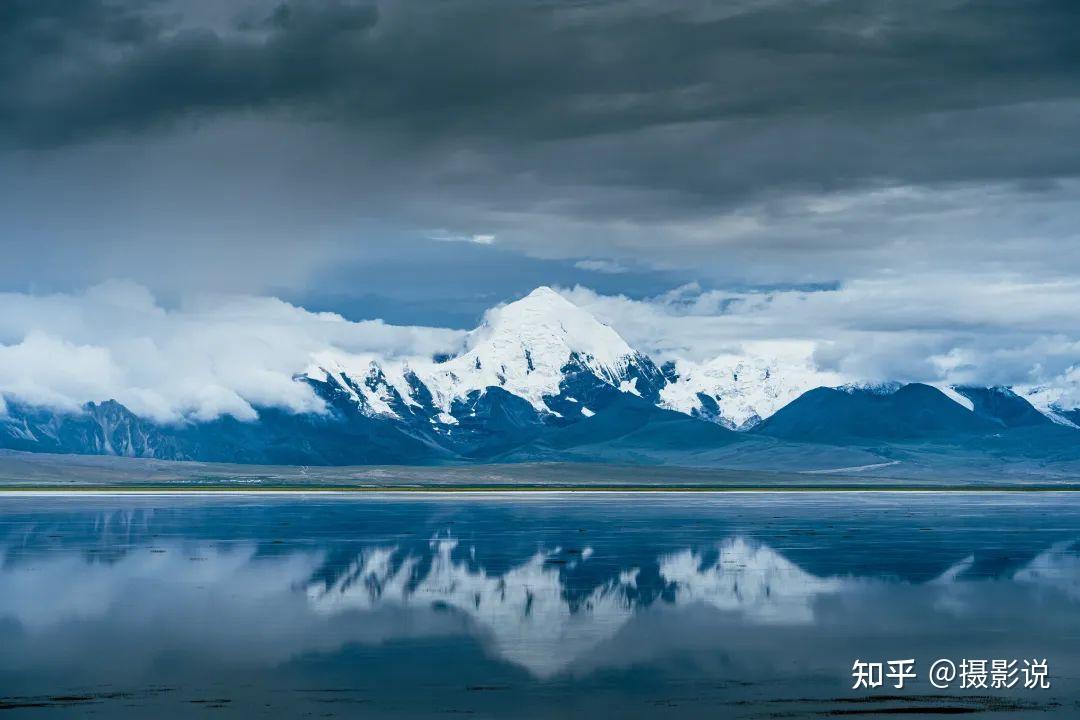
1,492,1078,718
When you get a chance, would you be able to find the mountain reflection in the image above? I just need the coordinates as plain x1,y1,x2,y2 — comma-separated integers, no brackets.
2,506,1080,682
304,535,1080,676
307,537,637,676
302,536,875,675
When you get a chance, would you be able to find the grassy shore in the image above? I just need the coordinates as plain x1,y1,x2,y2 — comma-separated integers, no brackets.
2,451,1078,492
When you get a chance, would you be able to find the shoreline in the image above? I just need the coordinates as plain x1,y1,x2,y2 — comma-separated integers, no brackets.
3,483,1080,494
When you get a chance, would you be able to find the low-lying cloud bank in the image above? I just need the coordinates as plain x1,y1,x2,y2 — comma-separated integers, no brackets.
2,276,1080,423
0,281,464,423
561,275,1080,388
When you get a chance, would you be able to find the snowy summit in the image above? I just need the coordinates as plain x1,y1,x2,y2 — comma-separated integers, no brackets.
423,286,639,412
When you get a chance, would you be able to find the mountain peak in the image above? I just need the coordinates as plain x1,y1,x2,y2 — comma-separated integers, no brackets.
519,285,564,303
473,287,633,364
495,286,594,324
415,287,639,413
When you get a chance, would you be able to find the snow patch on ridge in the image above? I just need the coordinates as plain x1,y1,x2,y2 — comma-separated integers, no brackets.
936,384,975,411
1017,383,1080,428
304,351,420,418
659,343,844,430
839,381,903,395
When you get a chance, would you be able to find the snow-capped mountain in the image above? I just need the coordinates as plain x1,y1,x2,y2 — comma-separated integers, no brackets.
422,286,662,415
0,288,675,464
2,286,1078,466
303,286,666,427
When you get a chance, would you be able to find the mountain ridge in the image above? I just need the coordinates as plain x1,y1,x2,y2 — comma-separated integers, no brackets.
1,287,1077,469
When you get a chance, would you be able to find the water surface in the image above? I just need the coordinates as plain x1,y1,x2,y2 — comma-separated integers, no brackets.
1,492,1078,717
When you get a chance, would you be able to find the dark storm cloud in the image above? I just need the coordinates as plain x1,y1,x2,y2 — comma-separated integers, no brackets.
2,0,1080,418
4,0,1080,200
3,0,1080,323
289,237,690,327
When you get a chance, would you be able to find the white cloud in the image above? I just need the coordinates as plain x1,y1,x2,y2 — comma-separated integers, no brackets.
5,272,1080,424
428,230,496,245
557,274,1080,402
573,259,629,274
0,281,465,423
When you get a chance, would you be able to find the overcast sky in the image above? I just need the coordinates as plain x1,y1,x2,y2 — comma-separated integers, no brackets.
2,0,1080,416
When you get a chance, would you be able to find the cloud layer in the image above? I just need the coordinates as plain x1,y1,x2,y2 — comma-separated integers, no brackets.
1,0,1079,313
0,281,463,422
1,0,1078,413
3,279,1080,422
560,278,1080,401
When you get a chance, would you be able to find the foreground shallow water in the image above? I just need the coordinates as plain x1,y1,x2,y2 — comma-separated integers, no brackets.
1,492,1078,718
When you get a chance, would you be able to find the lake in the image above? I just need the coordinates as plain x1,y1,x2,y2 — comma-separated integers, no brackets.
1,492,1078,718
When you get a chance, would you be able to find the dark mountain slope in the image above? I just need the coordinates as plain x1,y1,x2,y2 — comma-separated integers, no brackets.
754,384,999,444
953,386,1053,428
